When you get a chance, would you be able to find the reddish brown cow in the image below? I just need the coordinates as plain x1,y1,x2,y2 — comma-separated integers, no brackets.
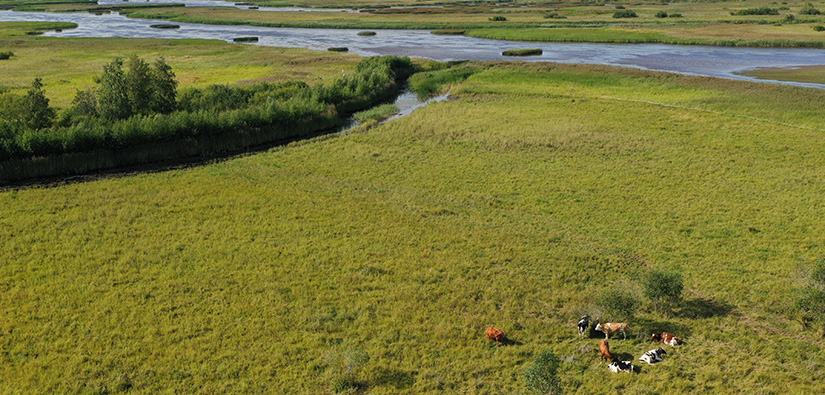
651,332,683,346
599,339,614,361
486,327,504,343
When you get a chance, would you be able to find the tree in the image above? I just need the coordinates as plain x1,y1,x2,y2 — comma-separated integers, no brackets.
595,286,641,321
71,89,98,117
800,2,821,15
97,57,131,120
643,269,684,312
126,54,153,116
795,257,825,336
24,78,55,129
524,350,562,395
150,56,177,114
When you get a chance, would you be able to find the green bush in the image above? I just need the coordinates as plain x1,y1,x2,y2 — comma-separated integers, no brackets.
615,5,626,9
655,11,668,18
327,47,349,52
544,12,567,19
0,51,13,60
357,31,377,36
524,350,562,395
502,48,543,56
669,13,683,18
814,25,825,31
325,346,369,393
613,10,638,18
643,269,684,311
733,7,779,16
595,286,641,320
800,2,821,15
489,16,507,21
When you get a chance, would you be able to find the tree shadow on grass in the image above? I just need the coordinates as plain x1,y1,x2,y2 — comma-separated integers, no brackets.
678,297,735,319
373,368,416,390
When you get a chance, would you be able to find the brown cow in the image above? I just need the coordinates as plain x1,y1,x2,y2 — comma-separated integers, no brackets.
651,332,683,346
595,322,629,340
599,339,614,362
486,327,504,343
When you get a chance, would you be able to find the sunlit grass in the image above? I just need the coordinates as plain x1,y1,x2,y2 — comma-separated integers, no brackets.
738,64,825,84
2,61,825,393
0,22,359,107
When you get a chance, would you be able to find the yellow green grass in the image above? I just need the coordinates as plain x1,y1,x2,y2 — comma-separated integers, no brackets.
738,64,825,84
3,62,825,393
0,22,360,108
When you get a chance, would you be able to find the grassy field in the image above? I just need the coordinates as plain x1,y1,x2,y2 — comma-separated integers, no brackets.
2,61,825,393
738,64,825,84
0,22,359,108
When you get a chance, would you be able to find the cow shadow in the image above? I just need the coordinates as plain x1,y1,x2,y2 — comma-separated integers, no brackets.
677,297,734,319
373,368,416,390
488,336,523,347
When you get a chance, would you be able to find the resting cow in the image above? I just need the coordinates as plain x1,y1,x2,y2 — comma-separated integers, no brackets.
595,322,629,340
599,339,614,361
577,315,591,337
608,360,635,373
651,332,683,346
639,348,667,365
486,327,504,343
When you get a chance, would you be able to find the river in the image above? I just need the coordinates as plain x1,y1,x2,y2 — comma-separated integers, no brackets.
1,7,825,88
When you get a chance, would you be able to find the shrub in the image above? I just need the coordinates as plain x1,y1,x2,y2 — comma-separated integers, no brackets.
615,5,626,9
795,257,825,334
544,12,567,19
0,51,13,60
324,346,369,393
357,31,376,36
24,78,55,130
643,269,684,311
655,11,668,18
524,350,562,395
613,10,638,18
328,47,349,52
489,16,507,21
734,7,779,16
595,286,641,320
814,25,825,31
669,13,683,18
800,3,821,15
502,48,543,56
232,36,258,42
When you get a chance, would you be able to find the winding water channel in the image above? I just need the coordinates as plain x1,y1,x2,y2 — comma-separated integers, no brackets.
2,6,825,88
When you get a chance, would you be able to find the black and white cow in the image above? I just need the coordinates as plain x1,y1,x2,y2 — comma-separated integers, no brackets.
639,348,667,365
608,360,635,373
577,315,590,337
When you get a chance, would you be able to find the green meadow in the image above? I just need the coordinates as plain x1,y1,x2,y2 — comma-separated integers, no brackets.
738,65,825,84
3,61,825,393
0,23,359,108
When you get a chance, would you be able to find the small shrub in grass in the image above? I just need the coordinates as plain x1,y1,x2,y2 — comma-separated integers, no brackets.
502,48,542,56
613,10,638,18
595,286,641,321
643,269,684,313
813,25,825,31
795,257,825,335
524,350,562,395
233,36,258,43
800,2,821,15
734,7,779,16
655,11,668,18
489,16,507,21
328,47,349,52
669,13,683,18
0,51,13,60
357,31,376,36
324,346,369,393
615,5,626,9
544,12,566,19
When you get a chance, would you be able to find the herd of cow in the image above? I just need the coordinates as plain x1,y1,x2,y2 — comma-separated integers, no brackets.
583,314,683,373
485,314,684,375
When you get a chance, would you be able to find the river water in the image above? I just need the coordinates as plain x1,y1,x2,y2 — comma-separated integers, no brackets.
2,8,825,88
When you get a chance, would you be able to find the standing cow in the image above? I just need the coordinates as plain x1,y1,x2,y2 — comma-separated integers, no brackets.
577,315,591,337
599,339,614,362
486,327,504,343
595,322,629,340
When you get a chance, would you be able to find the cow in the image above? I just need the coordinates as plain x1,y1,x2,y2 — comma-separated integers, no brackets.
486,327,504,343
595,322,629,340
639,348,667,365
577,315,591,337
599,339,614,362
608,360,635,373
651,332,683,346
